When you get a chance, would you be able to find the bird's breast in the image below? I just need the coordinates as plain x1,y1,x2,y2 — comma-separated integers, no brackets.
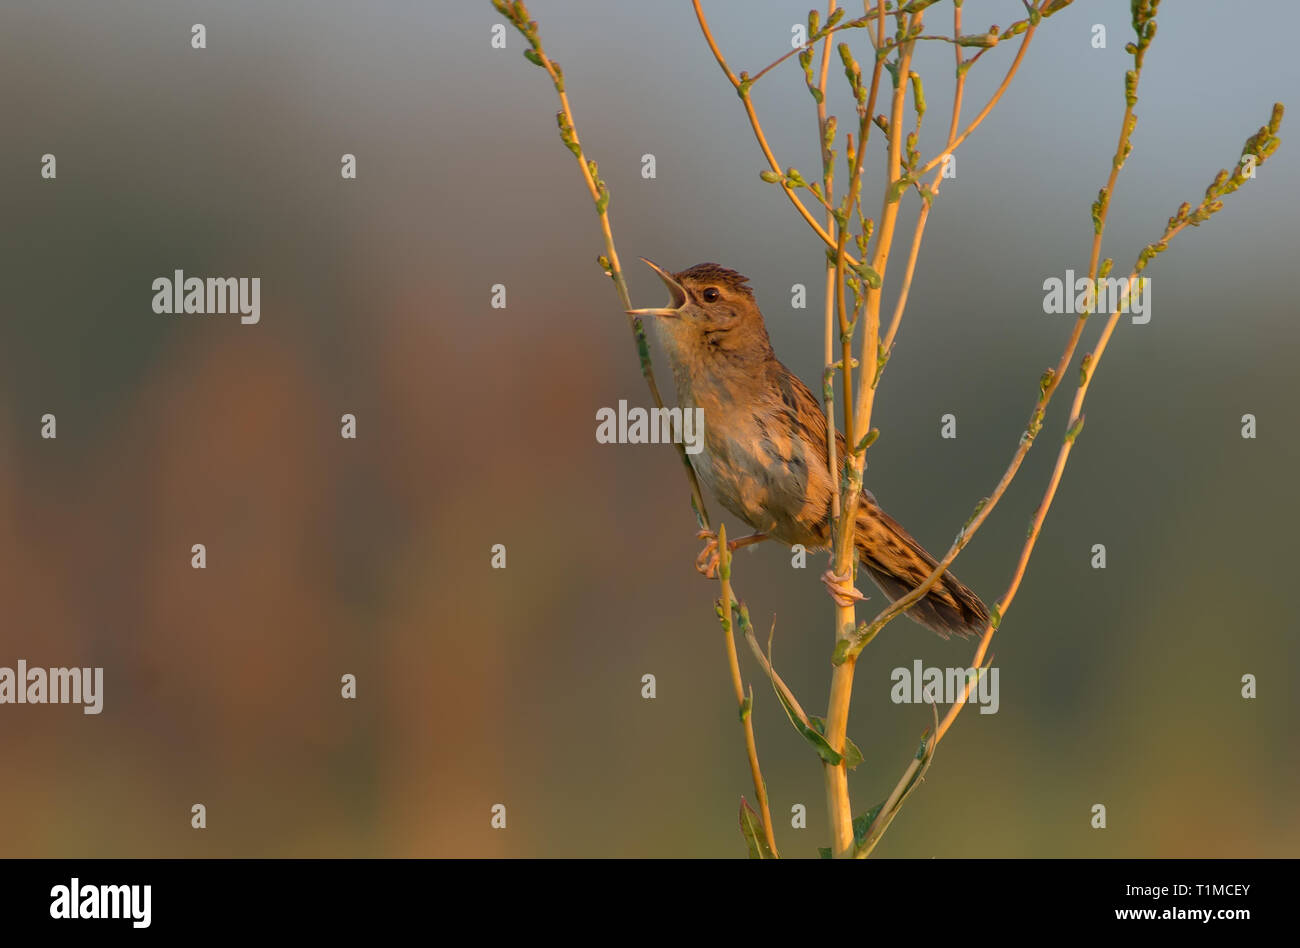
686,388,833,550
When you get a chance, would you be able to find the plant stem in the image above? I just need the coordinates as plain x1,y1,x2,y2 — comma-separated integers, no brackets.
718,524,779,857
692,0,861,264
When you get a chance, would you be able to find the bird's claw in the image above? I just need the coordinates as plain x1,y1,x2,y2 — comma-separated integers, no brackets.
695,530,770,579
695,530,722,579
821,568,867,607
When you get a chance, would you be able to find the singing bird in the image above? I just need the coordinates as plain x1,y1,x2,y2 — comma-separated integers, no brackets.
629,259,988,640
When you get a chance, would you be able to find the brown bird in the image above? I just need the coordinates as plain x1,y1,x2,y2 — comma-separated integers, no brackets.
629,259,989,640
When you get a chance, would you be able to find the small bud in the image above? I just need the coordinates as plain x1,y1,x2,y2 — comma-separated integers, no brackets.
1064,414,1086,443
908,71,926,116
823,116,838,149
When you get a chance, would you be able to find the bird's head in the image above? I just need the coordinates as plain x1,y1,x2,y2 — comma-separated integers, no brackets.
627,260,771,356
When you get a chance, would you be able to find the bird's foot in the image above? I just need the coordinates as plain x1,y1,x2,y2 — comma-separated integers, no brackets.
695,530,768,579
821,568,867,607
695,531,722,578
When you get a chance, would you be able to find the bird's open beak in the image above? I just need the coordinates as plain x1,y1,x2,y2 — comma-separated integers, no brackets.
626,258,687,318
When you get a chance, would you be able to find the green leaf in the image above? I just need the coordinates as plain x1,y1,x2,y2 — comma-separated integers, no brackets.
887,175,914,204
806,715,863,770
842,735,865,771
779,705,842,767
522,48,544,67
853,261,882,289
852,802,886,846
748,606,854,766
739,798,776,859
854,428,880,454
817,847,832,859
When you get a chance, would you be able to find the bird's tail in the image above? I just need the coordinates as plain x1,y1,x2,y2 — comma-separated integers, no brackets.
854,501,989,640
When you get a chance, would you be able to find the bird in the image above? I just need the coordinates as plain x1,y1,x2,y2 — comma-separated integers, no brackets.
628,258,989,640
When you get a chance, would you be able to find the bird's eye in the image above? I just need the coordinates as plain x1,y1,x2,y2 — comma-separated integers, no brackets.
702,287,720,303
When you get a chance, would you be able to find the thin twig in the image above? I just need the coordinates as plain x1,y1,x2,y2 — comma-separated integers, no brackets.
880,0,969,359
915,22,1037,177
931,106,1284,747
491,1,713,530
861,56,1282,847
718,524,780,857
749,8,883,85
839,3,1127,661
692,0,860,263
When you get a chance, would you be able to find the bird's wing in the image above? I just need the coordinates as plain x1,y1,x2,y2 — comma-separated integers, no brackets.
770,361,831,470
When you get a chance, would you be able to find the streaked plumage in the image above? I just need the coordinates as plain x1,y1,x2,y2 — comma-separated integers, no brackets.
639,261,988,639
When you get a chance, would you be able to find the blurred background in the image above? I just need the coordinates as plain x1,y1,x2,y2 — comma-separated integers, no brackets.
0,0,1296,857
